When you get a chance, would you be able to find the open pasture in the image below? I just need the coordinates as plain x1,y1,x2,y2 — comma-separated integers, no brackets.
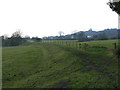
2,39,119,88
42,39,119,49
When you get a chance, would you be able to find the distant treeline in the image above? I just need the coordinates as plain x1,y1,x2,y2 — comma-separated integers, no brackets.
42,28,120,42
1,31,42,47
1,28,119,46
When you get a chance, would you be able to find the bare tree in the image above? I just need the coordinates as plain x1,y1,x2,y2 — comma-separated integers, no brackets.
11,30,22,38
58,31,64,37
10,30,26,46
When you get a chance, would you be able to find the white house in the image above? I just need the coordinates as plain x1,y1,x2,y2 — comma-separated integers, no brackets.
87,36,92,38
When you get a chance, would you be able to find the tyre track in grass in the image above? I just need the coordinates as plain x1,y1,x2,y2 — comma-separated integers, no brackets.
37,43,118,88
58,45,118,87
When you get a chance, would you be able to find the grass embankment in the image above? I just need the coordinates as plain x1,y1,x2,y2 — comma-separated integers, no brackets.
2,40,118,88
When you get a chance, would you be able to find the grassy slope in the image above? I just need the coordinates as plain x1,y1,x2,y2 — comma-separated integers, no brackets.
2,41,118,88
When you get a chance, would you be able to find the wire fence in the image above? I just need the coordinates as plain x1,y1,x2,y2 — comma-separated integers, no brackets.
41,40,118,50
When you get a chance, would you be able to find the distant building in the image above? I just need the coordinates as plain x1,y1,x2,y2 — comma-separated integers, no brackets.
71,35,74,39
87,36,92,38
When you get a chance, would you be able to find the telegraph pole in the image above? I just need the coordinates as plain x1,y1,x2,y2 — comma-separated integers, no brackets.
118,15,120,45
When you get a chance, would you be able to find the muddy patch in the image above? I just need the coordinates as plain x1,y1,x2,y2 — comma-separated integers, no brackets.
53,80,68,88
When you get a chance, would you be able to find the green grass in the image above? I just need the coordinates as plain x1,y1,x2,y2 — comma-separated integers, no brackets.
43,39,119,48
80,39,118,48
2,40,118,88
43,39,119,56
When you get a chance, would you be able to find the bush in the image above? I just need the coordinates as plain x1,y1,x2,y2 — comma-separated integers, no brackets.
2,31,27,46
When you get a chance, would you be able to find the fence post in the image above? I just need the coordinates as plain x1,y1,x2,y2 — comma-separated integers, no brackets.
68,42,70,47
66,41,67,46
76,42,78,48
113,42,117,49
79,43,81,49
73,41,74,48
84,43,88,50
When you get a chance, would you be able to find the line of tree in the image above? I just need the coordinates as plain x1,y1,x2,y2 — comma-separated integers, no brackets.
1,31,26,46
1,31,42,46
31,36,42,42
42,29,119,42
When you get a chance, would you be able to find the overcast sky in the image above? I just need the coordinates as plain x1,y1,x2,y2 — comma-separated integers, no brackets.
0,0,118,38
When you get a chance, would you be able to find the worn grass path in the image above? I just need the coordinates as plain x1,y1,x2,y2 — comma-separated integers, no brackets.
2,42,118,88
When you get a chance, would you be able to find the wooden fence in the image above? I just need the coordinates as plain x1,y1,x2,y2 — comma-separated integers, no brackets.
42,40,117,50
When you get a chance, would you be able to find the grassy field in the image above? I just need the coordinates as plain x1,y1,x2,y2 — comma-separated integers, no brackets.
42,39,119,55
42,39,118,48
2,39,119,88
